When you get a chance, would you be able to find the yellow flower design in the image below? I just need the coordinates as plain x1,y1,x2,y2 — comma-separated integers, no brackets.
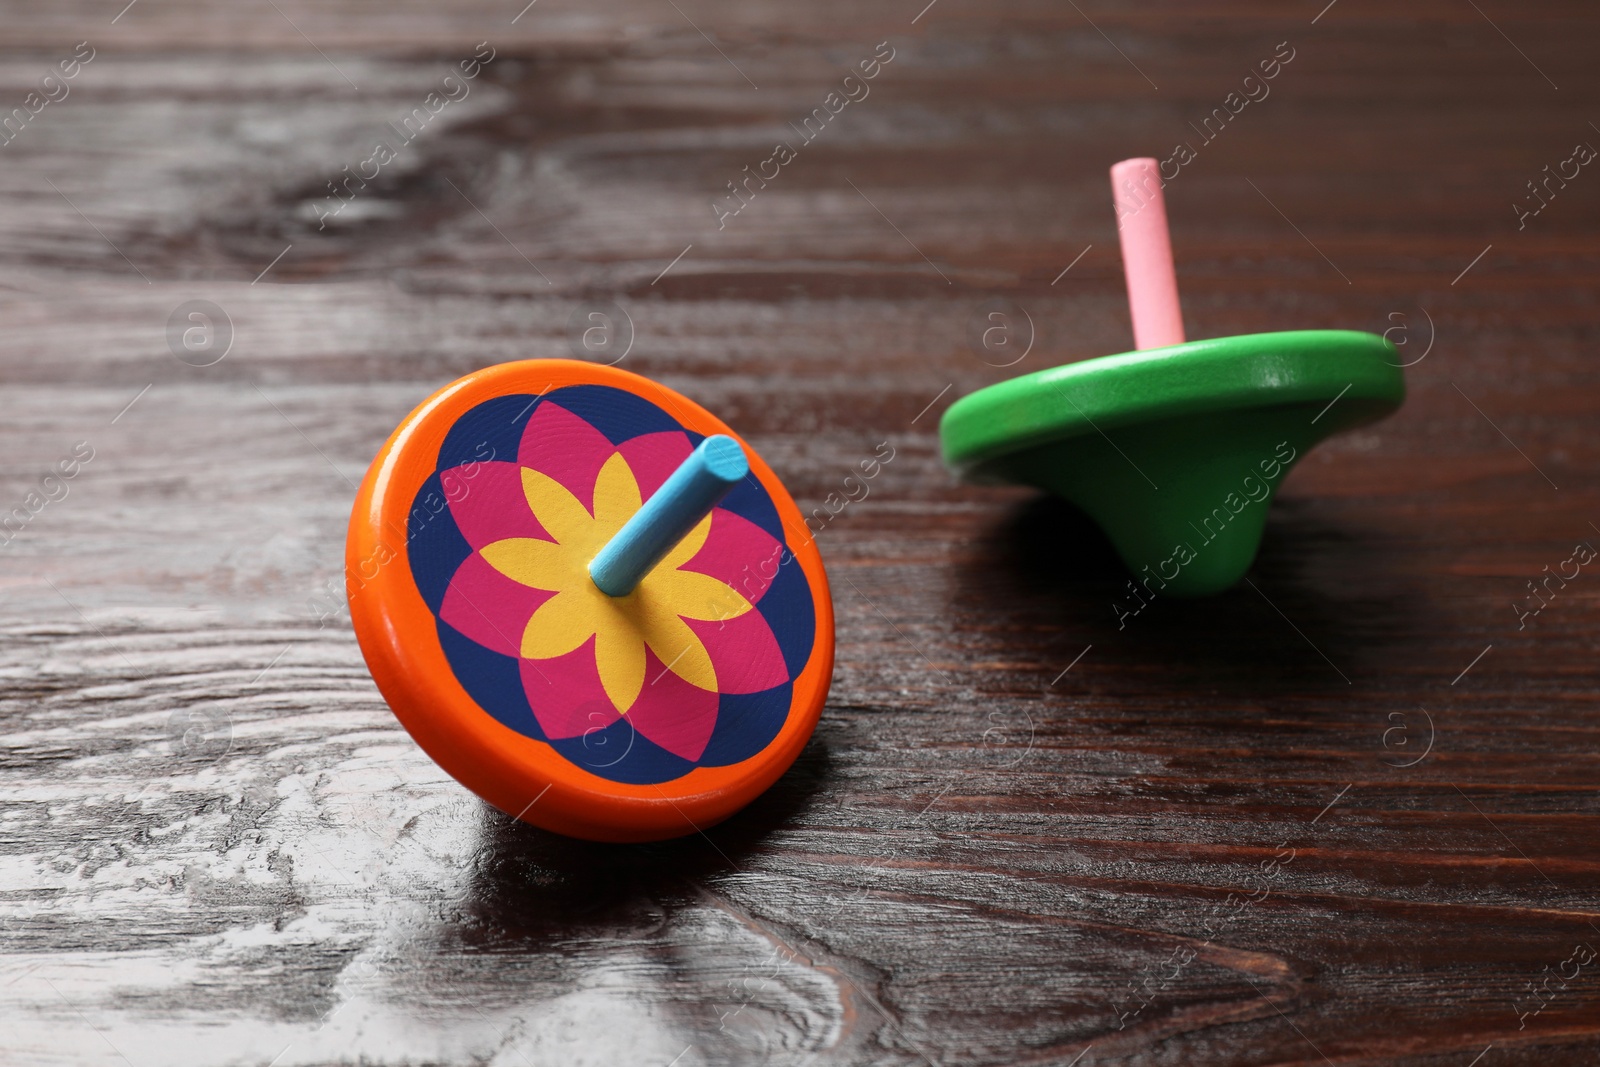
480,452,754,715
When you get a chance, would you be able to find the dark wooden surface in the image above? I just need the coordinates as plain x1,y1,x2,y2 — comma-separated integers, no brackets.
4,1,1600,1064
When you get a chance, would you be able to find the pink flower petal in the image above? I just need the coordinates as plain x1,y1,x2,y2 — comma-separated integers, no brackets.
519,638,621,741
618,431,694,498
624,647,721,761
679,509,788,606
445,460,549,550
686,610,789,694
518,402,616,514
440,553,556,658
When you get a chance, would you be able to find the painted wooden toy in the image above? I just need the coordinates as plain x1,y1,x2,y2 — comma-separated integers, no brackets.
347,360,833,842
939,157,1406,597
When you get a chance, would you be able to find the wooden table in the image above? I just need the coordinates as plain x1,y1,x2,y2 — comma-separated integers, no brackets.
3,1,1598,1063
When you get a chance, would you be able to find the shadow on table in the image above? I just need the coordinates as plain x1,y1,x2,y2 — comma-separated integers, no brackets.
967,492,1435,693
455,738,830,945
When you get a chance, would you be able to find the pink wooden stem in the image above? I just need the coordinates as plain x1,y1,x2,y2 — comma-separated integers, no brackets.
1110,157,1185,350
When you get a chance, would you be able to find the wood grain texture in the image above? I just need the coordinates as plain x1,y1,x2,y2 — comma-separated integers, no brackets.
2,1,1599,1064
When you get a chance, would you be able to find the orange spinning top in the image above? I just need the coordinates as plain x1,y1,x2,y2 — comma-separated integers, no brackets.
346,360,834,842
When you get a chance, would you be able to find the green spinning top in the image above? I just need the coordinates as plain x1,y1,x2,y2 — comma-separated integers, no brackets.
940,159,1405,598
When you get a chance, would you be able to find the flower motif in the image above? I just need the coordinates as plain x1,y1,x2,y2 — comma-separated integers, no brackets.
413,388,811,780
478,453,754,715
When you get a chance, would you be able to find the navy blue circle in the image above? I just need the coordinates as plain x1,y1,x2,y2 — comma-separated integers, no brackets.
407,385,815,786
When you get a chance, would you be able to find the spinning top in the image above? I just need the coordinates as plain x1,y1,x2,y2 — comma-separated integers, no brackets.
939,158,1405,597
347,360,833,842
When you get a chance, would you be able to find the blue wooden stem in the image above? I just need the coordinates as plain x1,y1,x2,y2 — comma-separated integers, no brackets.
588,434,749,597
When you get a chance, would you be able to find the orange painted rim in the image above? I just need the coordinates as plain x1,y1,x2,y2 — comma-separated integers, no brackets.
346,360,834,842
